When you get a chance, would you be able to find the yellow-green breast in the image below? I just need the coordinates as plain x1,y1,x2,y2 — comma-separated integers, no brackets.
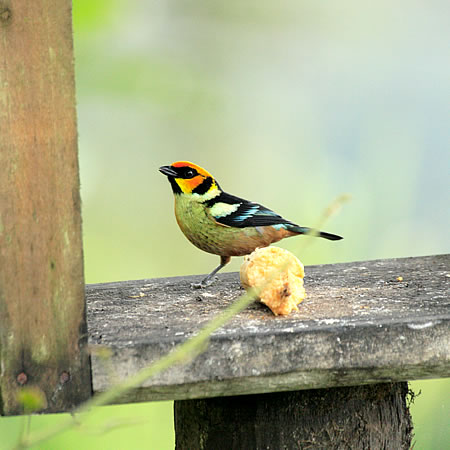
174,194,289,257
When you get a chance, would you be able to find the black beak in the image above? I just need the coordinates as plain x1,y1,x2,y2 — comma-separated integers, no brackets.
159,165,178,177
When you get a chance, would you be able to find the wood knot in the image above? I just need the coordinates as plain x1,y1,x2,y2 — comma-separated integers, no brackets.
17,372,28,386
0,7,12,25
60,371,70,384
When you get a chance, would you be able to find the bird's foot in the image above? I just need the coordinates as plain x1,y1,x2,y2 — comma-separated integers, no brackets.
190,276,218,289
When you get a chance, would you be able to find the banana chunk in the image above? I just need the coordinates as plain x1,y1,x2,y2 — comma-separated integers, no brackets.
240,247,306,316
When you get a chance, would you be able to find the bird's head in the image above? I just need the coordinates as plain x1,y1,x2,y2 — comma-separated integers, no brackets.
159,161,221,198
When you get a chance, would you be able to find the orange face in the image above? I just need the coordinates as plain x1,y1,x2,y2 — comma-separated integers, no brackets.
171,161,212,193
159,161,217,195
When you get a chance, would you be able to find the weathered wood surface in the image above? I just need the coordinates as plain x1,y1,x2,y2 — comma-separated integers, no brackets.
87,254,449,403
175,383,413,450
0,1,91,415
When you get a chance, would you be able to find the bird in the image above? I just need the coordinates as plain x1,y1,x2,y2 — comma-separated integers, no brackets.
159,161,343,288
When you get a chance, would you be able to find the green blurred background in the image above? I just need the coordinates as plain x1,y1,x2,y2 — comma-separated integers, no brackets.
1,0,449,448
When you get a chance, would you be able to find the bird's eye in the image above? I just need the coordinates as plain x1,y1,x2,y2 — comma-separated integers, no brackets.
185,169,195,178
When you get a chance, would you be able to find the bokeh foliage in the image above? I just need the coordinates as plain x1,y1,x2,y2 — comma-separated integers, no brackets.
1,1,449,448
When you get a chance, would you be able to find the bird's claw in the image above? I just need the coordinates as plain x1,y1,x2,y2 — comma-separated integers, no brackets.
190,276,218,289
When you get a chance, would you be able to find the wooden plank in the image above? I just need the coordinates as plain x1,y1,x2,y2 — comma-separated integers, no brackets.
87,254,450,403
0,1,91,414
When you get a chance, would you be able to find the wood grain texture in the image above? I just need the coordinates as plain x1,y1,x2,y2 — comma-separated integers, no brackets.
87,254,450,403
175,383,413,450
0,0,91,414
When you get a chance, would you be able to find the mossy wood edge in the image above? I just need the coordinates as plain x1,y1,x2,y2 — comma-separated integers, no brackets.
87,254,449,403
0,0,91,415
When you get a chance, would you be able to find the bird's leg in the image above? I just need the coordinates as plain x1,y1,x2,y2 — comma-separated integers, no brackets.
191,256,231,289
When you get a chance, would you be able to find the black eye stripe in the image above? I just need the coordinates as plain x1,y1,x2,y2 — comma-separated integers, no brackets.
176,167,199,179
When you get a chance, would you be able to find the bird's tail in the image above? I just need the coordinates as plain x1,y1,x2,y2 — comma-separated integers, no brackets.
287,224,343,241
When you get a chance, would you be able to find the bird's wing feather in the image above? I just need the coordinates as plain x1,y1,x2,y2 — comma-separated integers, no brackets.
206,192,294,229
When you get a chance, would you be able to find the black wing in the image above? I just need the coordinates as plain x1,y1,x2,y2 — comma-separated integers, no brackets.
206,192,295,228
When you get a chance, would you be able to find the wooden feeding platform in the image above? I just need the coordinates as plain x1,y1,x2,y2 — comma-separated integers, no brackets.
86,254,449,449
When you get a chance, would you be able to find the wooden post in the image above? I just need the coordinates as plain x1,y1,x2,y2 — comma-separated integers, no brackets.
174,383,413,449
0,0,91,414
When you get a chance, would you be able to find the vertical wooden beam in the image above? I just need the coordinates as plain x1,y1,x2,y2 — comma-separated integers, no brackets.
0,0,91,414
175,383,413,449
